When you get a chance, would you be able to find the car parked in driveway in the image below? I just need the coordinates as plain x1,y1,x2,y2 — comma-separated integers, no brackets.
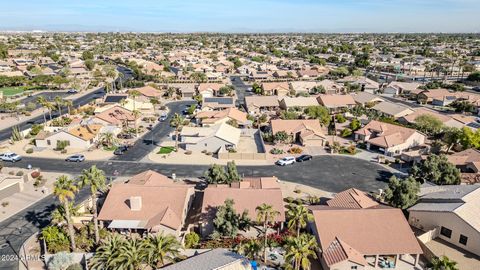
0,152,22,162
276,156,296,166
114,145,129,155
296,155,313,162
65,154,85,162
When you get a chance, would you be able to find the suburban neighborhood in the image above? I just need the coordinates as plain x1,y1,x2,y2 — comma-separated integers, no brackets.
1,2,480,270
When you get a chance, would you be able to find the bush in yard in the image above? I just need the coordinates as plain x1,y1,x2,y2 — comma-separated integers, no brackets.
31,171,41,178
26,148,33,154
185,150,192,155
288,147,303,154
270,148,284,154
47,252,74,270
341,128,352,137
184,232,200,248
336,114,346,123
16,171,24,176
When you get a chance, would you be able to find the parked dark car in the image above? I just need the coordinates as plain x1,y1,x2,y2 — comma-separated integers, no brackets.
295,155,313,162
117,133,134,139
114,145,129,155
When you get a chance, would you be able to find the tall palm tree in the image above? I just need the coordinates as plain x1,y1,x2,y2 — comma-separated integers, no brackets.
53,175,78,251
255,203,280,264
129,90,140,112
142,233,181,268
36,96,48,124
431,256,458,270
283,234,318,270
90,234,125,270
64,99,74,115
77,165,107,244
111,238,145,270
286,204,314,236
54,96,64,116
132,110,141,138
170,113,185,151
99,132,118,148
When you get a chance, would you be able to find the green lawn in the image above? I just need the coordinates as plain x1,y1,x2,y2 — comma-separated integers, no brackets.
0,86,26,96
157,146,175,154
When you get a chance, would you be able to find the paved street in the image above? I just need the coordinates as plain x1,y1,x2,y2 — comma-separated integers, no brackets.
112,100,195,161
229,75,253,107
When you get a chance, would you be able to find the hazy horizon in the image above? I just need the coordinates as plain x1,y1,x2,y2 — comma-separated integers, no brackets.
1,0,479,33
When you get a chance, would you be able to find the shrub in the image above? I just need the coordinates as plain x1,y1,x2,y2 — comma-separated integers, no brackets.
270,148,284,155
66,263,83,270
288,147,303,154
336,114,346,123
26,148,34,154
61,149,67,154
341,128,352,137
47,252,73,270
31,171,41,178
185,150,192,155
184,232,200,248
1,201,9,207
16,171,24,176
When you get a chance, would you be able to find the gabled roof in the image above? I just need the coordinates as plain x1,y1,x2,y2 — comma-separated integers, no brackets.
317,94,356,108
355,120,421,148
271,119,325,138
133,85,161,97
372,101,414,117
280,96,319,107
95,105,135,125
67,124,103,141
327,188,379,209
127,170,177,186
161,249,250,270
196,108,248,124
323,238,368,267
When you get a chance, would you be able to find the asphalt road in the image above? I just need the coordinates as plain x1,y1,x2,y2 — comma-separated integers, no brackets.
230,75,253,107
112,100,195,161
19,91,73,110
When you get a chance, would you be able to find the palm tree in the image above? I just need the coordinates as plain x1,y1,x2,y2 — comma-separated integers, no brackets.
54,96,64,116
132,110,141,138
286,204,314,236
51,202,80,225
129,90,140,112
53,175,78,251
283,234,318,270
99,132,118,148
36,96,48,123
77,165,107,244
111,238,145,270
237,239,261,260
255,203,280,264
431,256,458,270
64,99,74,115
142,233,181,268
90,234,125,270
170,113,185,151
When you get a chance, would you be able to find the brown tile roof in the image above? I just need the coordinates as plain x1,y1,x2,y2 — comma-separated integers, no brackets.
323,238,368,267
311,207,423,256
401,108,451,124
95,106,135,126
244,96,280,110
127,170,179,186
198,83,223,93
327,188,379,209
230,177,279,189
98,183,193,231
317,94,356,108
447,149,480,166
261,82,289,92
201,184,285,223
68,124,103,141
133,85,161,98
355,120,419,148
196,108,248,125
271,119,325,138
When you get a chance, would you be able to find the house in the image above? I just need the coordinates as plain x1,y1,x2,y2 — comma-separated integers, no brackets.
196,108,249,127
93,105,137,128
371,101,415,119
249,70,271,81
447,149,480,173
337,76,380,93
351,92,384,106
317,94,356,113
354,120,425,156
197,83,223,98
161,249,252,270
35,124,103,150
417,89,456,106
273,70,297,79
317,79,344,94
279,96,319,110
383,81,421,96
175,84,196,98
200,177,285,236
244,96,280,114
271,119,327,146
296,68,320,78
202,97,236,110
180,123,241,153
98,171,195,237
310,200,423,270
408,185,480,257
289,81,319,94
399,108,465,129
261,82,290,96
132,85,162,99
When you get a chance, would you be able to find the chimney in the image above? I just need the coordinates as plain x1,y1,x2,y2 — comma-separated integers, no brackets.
129,196,142,211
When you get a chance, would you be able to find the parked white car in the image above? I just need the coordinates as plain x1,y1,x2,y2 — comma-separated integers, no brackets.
276,156,296,166
0,152,22,162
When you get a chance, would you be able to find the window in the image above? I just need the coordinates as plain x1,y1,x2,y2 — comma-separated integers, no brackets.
351,266,358,270
47,140,51,145
459,235,468,245
440,226,452,238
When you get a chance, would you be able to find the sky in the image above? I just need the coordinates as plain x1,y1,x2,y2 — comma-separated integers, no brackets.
0,0,479,33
